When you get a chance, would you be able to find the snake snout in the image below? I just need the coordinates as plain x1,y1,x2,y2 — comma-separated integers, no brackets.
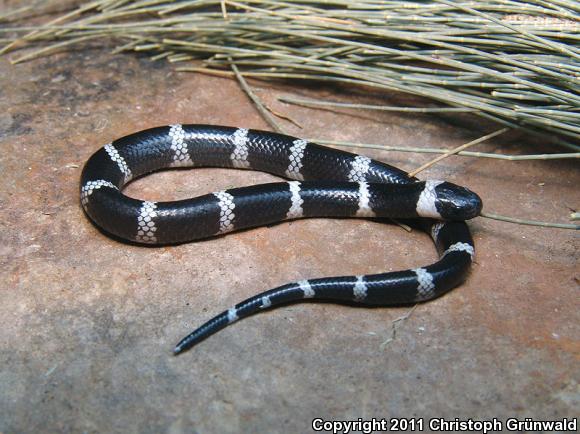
434,182,483,220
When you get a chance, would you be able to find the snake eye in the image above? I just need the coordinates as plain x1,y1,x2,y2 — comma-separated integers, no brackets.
434,182,483,220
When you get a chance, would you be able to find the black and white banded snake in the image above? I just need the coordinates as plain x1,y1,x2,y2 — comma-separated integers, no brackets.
80,125,482,355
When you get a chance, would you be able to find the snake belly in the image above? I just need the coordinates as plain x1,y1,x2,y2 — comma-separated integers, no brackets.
80,124,482,354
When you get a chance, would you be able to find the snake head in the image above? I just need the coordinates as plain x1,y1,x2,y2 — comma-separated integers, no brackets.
416,180,482,220
434,181,482,220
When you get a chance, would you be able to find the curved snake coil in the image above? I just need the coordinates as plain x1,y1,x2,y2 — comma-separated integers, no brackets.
80,125,482,355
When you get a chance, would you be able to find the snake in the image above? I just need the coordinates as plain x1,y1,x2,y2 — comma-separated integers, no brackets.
80,124,482,355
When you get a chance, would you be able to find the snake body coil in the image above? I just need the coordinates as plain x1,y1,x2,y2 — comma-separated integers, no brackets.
80,124,482,354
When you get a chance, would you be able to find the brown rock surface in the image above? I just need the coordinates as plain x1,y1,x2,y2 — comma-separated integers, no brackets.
0,37,578,433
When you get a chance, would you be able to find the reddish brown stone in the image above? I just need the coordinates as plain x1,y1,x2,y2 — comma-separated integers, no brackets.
0,35,578,432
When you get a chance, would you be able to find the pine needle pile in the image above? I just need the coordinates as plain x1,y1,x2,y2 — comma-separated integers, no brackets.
2,0,579,148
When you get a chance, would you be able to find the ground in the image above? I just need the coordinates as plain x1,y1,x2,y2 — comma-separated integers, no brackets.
0,30,578,434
